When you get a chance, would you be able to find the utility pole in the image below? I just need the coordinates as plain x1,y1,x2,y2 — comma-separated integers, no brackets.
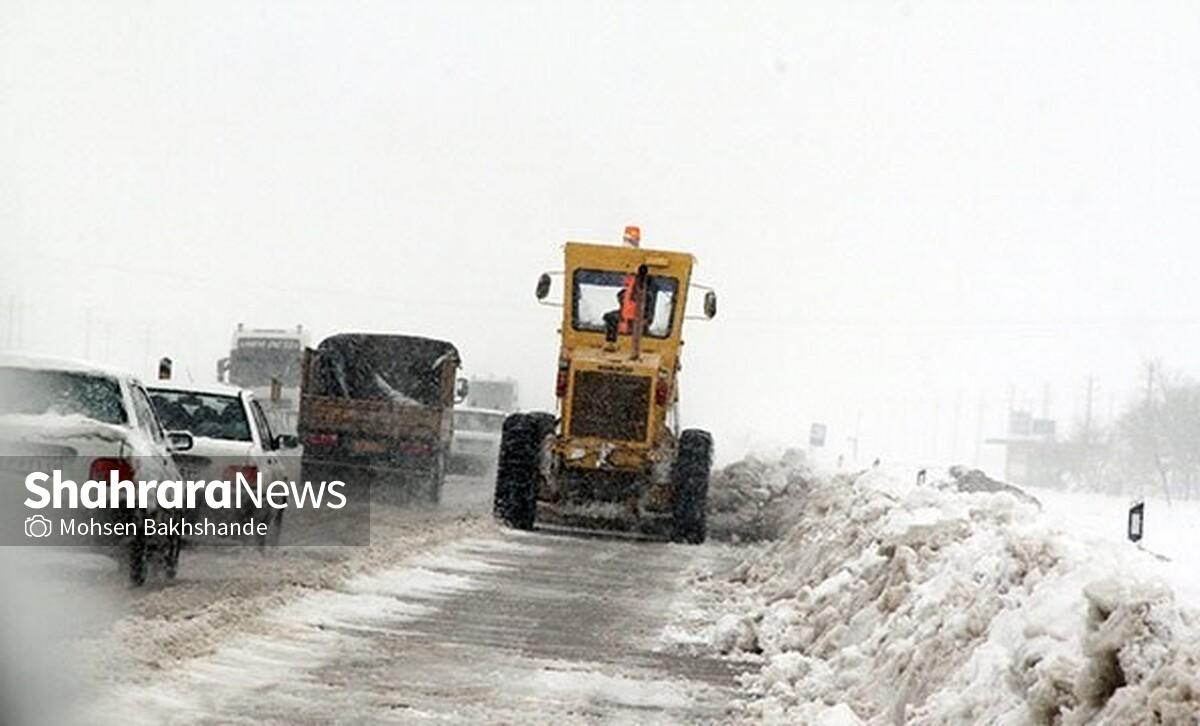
84,308,93,358
4,294,13,349
143,324,152,372
931,398,941,462
1145,362,1155,404
951,389,963,463
852,409,862,463
1144,361,1172,505
1084,375,1095,442
973,390,984,466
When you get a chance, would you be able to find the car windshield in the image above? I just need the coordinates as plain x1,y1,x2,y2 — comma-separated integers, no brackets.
148,389,252,442
0,367,127,424
454,410,505,433
572,269,678,338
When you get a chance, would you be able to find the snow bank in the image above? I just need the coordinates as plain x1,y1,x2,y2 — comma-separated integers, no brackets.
701,462,1200,724
706,449,812,542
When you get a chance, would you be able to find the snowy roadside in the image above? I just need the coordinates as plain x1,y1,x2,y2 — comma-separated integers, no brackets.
83,529,513,725
673,458,1200,724
1029,487,1200,611
0,476,495,725
73,505,497,690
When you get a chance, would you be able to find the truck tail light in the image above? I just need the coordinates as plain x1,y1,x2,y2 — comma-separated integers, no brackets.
90,458,136,483
305,432,338,447
225,465,259,483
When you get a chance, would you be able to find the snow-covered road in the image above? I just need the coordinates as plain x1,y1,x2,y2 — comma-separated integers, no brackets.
105,532,739,724
19,475,743,725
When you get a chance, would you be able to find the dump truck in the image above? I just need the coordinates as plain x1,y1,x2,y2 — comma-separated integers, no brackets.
298,333,466,504
493,227,718,542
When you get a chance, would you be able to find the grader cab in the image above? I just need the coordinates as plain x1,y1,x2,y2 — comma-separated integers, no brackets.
493,227,717,542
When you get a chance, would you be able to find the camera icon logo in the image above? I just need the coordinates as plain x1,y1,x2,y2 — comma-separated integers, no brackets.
24,514,53,539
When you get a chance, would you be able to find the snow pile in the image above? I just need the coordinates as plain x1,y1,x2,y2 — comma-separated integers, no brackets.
707,465,1200,724
706,449,812,542
1029,487,1200,610
944,464,1042,508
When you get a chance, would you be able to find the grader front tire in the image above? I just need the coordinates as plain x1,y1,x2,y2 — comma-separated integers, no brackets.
671,429,712,544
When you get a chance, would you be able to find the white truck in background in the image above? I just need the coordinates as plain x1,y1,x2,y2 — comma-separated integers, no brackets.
217,324,309,435
449,377,518,475
464,376,519,413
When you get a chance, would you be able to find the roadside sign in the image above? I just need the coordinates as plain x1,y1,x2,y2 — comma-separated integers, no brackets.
809,423,827,448
1128,501,1145,543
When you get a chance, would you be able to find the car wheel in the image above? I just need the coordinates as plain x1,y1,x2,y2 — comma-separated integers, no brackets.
162,535,181,581
257,507,284,549
127,531,147,586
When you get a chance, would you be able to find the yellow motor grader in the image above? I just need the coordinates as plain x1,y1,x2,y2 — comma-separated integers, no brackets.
493,227,717,542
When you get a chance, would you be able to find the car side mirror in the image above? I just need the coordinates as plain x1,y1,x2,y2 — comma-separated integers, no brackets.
275,434,300,450
455,377,470,403
167,431,194,453
536,273,552,300
703,290,718,319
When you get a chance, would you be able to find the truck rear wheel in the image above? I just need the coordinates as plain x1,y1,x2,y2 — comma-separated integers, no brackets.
494,413,553,530
161,535,181,580
421,451,446,506
671,429,712,544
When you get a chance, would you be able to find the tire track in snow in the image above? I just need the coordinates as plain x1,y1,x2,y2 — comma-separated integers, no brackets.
89,532,744,724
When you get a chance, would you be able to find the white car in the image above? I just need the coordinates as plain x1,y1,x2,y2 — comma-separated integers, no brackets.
450,407,506,475
0,353,194,585
147,381,294,546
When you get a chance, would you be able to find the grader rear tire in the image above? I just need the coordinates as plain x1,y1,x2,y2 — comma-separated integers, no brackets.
671,429,712,544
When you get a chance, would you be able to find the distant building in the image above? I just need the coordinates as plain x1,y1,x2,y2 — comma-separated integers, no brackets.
986,410,1067,488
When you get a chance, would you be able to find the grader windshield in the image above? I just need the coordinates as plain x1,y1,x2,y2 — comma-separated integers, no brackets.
571,269,680,339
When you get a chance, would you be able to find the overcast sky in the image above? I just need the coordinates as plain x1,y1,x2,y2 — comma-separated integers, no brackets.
4,1,1200,468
